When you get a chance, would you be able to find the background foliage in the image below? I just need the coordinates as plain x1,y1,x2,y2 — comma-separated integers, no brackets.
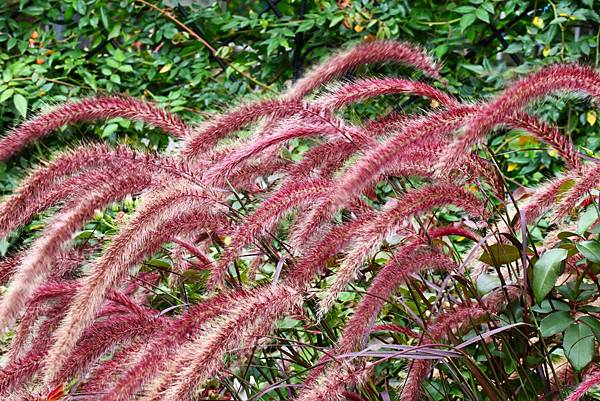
1,0,599,164
2,1,600,400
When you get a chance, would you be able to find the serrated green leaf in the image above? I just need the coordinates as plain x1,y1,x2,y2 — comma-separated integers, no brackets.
532,248,567,304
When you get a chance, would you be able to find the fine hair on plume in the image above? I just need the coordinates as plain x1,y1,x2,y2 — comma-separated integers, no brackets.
0,38,597,401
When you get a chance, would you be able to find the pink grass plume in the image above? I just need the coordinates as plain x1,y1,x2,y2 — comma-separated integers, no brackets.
0,96,190,161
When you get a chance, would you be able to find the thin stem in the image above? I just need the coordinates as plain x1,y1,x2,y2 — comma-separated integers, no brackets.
134,0,273,91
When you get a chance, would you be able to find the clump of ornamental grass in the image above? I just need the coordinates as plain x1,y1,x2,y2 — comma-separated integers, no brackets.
0,39,598,401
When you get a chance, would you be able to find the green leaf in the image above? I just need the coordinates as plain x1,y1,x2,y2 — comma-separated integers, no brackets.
277,316,301,329
101,123,119,138
461,64,485,74
329,15,345,28
100,6,109,30
75,230,97,240
13,94,27,118
454,6,477,13
577,206,599,235
532,248,567,304
579,316,600,341
181,268,204,282
0,238,8,256
576,240,600,264
118,65,134,73
504,43,522,54
145,258,172,269
557,282,579,302
297,20,315,33
108,23,121,40
460,13,477,32
479,244,521,266
0,88,14,103
475,8,490,23
434,45,448,58
22,6,45,16
557,231,580,240
563,323,594,371
540,311,574,337
476,272,501,295
75,0,86,14
482,2,495,13
532,299,571,313
338,291,356,302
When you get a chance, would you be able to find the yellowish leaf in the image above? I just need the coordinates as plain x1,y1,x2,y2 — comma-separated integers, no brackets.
517,135,535,146
587,110,597,126
556,178,575,201
159,63,172,74
548,149,558,158
542,46,550,57
507,163,518,172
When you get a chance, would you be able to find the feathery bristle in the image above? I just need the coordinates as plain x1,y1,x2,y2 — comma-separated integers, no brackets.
0,39,595,401
440,64,600,170
0,96,190,161
287,40,441,100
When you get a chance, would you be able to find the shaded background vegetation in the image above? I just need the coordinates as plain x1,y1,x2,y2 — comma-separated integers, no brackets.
1,1,600,400
1,0,598,180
